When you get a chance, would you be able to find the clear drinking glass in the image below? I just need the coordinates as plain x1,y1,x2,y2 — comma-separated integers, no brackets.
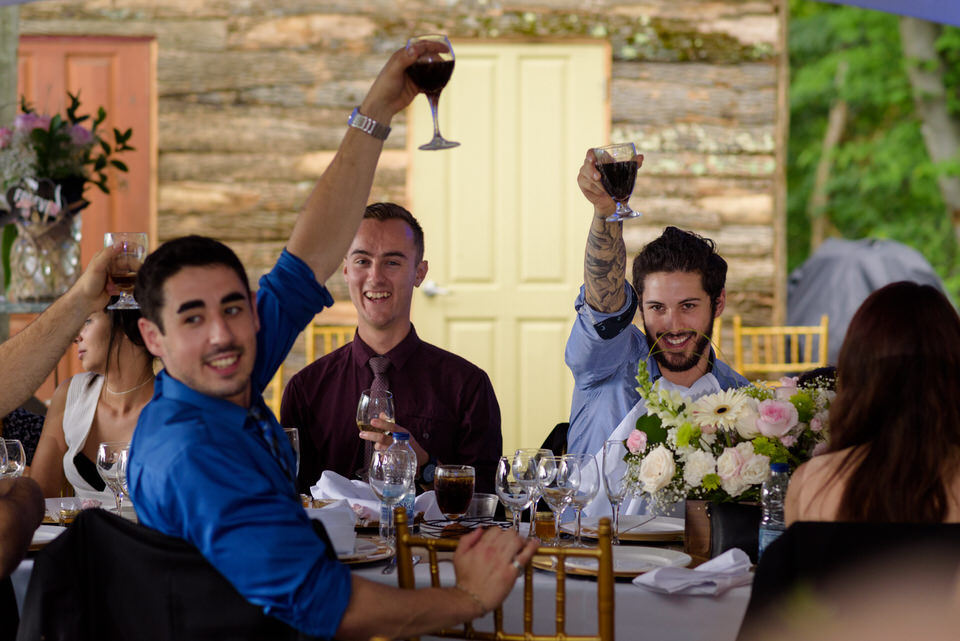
284,427,300,477
97,441,130,513
593,142,640,222
406,34,460,150
435,464,475,521
602,440,631,545
494,456,533,534
357,389,395,434
368,448,416,547
563,453,600,547
513,448,552,537
0,439,25,478
104,232,148,310
537,456,576,546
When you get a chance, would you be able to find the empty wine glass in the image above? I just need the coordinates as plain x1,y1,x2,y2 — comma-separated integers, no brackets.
513,448,552,537
97,441,129,513
563,453,600,547
593,142,640,222
0,439,24,478
537,456,576,546
602,440,631,545
284,427,300,477
368,448,416,547
357,389,395,434
495,456,533,534
406,34,460,150
104,232,148,310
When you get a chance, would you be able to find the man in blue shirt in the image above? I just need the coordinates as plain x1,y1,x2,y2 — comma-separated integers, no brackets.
565,149,748,457
127,44,537,641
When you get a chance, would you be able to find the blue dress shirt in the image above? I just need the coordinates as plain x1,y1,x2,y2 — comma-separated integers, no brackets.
564,284,748,456
128,249,344,638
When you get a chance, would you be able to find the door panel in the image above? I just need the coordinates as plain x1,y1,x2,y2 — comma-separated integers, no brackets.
410,42,608,456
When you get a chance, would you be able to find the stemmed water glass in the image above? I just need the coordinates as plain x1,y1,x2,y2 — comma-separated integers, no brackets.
537,456,577,546
406,34,460,150
0,439,25,478
104,232,148,310
97,441,129,514
368,448,416,547
602,440,631,545
593,142,640,222
563,453,600,547
513,448,552,537
495,456,533,534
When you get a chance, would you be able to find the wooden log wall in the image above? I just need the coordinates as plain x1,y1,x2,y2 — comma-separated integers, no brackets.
21,0,786,363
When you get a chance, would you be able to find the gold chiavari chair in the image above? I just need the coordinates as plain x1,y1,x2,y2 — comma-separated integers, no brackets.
265,324,355,416
732,314,829,381
394,510,615,641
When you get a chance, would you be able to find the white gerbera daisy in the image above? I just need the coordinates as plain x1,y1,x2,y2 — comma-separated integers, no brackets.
690,389,748,432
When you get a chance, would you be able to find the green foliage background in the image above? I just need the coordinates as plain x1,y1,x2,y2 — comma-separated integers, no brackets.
788,0,960,298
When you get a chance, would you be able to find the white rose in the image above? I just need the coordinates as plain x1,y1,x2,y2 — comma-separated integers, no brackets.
716,447,745,481
720,476,750,497
683,450,716,488
740,453,771,485
734,397,761,439
638,445,676,493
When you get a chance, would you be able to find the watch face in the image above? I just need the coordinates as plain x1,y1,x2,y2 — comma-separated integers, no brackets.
422,464,436,484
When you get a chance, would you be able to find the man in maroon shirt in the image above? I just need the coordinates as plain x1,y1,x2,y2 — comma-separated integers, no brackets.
281,203,502,494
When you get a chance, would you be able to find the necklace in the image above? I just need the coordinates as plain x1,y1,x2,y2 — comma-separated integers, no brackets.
105,376,153,395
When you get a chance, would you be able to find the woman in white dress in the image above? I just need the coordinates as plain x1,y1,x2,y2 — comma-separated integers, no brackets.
28,296,155,504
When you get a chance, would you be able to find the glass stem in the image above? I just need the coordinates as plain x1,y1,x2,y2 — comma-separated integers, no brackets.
575,508,583,546
554,508,564,546
115,491,123,514
427,93,442,140
512,507,523,534
527,494,538,538
611,501,621,545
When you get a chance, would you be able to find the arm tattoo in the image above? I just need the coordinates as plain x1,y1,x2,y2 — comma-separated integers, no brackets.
584,216,626,313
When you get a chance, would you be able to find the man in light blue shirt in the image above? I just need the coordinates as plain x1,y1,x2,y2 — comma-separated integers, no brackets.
127,44,537,641
565,150,748,457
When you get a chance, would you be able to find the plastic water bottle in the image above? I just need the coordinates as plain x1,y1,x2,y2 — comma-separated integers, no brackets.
758,462,790,559
386,432,417,520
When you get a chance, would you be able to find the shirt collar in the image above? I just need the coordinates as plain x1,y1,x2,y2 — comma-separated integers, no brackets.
155,369,252,427
349,325,423,371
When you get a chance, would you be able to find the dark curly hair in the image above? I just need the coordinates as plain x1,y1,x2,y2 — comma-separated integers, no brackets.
631,226,727,313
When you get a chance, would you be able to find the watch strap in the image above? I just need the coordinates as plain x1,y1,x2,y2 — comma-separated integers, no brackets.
347,107,391,141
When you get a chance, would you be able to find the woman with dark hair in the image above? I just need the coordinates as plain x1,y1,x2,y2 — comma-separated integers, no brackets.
28,297,155,503
785,281,960,523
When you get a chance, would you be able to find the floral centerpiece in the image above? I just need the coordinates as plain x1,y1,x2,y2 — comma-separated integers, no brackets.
624,360,834,512
0,93,133,300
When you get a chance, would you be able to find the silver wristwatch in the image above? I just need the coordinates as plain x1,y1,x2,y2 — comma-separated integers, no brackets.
347,107,391,141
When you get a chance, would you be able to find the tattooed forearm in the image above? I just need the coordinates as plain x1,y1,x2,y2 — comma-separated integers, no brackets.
584,215,626,313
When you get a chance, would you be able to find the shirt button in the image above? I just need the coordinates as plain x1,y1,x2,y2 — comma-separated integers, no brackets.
423,432,430,440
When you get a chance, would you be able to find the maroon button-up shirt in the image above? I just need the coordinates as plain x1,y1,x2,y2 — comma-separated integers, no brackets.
281,326,502,494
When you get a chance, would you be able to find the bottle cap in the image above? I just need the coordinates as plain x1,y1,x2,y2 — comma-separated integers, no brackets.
392,432,410,441
770,462,789,473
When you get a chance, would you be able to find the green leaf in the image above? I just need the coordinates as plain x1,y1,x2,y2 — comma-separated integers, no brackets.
635,413,667,445
94,156,107,171
1,224,17,291
110,160,128,172
675,422,701,449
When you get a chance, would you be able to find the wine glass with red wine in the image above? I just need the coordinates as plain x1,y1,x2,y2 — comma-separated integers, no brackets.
406,34,460,151
104,232,148,310
593,142,641,222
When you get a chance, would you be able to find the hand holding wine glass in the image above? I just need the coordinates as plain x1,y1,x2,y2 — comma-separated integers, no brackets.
406,34,460,150
104,232,148,310
357,389,395,435
591,143,641,222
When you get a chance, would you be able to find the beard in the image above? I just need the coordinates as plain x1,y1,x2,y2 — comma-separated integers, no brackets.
644,324,713,374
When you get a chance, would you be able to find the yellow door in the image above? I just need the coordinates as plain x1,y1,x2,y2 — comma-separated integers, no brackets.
409,42,608,457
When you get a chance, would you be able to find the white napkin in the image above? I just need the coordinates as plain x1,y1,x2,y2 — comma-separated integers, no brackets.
414,490,445,522
311,471,380,520
633,548,753,596
304,499,358,556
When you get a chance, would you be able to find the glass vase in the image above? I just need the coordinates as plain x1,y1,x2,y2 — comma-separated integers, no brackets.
7,215,81,302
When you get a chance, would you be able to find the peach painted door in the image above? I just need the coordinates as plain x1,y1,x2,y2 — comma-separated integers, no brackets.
13,35,155,401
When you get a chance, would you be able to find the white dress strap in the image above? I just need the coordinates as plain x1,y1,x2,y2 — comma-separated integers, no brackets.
62,372,114,504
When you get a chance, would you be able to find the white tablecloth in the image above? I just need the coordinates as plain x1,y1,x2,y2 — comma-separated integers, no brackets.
352,553,751,641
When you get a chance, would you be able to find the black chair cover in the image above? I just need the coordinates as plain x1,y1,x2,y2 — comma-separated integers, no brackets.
16,508,321,641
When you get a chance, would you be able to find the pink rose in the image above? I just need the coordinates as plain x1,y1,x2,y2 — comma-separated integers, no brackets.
626,429,647,454
779,434,797,448
756,399,799,438
811,441,829,457
70,123,94,146
0,127,11,148
775,376,799,400
810,410,828,433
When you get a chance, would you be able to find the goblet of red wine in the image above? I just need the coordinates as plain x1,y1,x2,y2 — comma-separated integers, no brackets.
593,142,641,222
104,232,148,310
406,34,460,151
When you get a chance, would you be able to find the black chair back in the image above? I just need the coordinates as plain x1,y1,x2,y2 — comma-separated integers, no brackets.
16,508,314,641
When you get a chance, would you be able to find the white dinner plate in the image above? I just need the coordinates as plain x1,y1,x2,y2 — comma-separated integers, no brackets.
30,524,67,550
338,538,393,564
561,516,685,542
533,545,691,578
